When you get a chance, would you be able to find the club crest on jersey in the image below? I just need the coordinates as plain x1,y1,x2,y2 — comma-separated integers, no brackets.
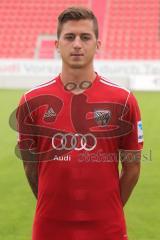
94,110,111,127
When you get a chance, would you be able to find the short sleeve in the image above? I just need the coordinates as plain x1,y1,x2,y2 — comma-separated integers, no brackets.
119,92,144,151
16,94,37,162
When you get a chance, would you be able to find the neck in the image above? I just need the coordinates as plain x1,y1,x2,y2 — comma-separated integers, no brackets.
60,63,96,85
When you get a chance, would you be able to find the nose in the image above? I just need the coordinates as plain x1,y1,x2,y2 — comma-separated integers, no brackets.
73,36,82,49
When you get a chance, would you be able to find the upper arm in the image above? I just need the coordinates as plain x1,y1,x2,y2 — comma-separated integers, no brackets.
16,94,37,163
119,92,144,152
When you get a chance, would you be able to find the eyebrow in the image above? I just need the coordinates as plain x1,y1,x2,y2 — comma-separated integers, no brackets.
64,33,92,36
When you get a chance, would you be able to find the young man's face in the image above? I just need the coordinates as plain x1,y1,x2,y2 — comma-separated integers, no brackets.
55,19,101,69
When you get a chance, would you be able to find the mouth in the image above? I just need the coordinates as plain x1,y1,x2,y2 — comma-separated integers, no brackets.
70,53,84,57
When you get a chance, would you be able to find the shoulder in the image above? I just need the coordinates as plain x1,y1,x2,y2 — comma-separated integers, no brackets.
18,76,59,119
98,75,131,104
23,76,58,101
99,75,130,95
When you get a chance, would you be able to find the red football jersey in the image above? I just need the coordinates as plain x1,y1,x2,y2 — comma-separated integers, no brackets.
17,73,143,240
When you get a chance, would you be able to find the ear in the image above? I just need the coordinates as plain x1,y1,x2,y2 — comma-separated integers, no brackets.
96,40,101,52
55,40,60,53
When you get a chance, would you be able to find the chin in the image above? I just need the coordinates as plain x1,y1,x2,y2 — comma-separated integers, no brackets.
70,63,85,69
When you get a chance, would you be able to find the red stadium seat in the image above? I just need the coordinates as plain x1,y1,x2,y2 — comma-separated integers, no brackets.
38,40,55,59
101,0,160,59
0,0,159,59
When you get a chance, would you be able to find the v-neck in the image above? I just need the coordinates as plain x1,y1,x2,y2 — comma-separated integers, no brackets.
56,72,100,96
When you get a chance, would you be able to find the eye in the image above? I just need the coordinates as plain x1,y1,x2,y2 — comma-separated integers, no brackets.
65,35,75,41
81,35,91,41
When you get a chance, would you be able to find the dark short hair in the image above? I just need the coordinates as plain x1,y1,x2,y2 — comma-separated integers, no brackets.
57,6,99,39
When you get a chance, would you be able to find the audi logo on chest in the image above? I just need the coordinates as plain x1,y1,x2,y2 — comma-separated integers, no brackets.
52,133,97,151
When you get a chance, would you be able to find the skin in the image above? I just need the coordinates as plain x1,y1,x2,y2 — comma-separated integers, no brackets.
24,19,141,204
23,161,38,198
55,19,101,94
119,150,141,206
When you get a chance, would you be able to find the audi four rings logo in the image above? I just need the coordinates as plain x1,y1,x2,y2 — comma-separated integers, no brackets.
52,133,97,151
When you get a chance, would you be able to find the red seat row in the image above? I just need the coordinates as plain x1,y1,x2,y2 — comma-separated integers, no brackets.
0,0,159,59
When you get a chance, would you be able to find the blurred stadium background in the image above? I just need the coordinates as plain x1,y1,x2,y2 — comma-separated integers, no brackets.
0,0,160,239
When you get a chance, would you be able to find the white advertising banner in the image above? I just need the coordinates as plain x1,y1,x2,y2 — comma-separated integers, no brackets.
0,59,160,90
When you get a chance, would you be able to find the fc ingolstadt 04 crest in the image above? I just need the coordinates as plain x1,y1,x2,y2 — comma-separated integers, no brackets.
94,110,111,127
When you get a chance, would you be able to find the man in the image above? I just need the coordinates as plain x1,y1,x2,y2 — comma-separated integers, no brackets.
17,7,143,240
